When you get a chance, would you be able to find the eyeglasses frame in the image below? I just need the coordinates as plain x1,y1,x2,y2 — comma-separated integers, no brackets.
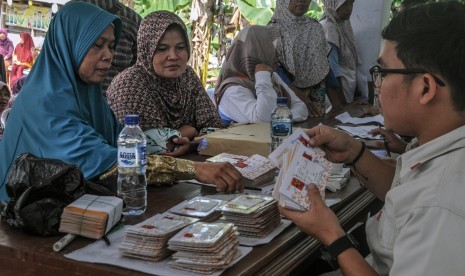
369,65,446,89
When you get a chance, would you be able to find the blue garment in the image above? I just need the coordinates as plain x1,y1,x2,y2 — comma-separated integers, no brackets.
325,67,340,89
328,42,341,77
275,66,293,85
0,2,123,201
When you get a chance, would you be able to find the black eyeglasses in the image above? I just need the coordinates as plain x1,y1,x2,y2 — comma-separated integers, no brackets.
370,65,446,89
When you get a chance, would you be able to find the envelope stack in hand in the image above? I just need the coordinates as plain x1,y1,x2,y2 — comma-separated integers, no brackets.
168,222,240,274
168,196,224,222
220,195,281,237
269,129,333,211
59,194,123,239
207,153,276,188
119,213,199,261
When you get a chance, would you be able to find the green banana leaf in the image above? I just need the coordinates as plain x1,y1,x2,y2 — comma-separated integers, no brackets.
235,0,274,25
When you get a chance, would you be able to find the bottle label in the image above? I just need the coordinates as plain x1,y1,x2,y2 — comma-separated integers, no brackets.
118,144,146,170
271,121,292,136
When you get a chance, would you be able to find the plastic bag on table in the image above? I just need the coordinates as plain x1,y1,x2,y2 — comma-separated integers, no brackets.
1,153,114,236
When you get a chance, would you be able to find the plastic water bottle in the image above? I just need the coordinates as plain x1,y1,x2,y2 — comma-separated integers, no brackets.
117,114,147,216
270,97,292,153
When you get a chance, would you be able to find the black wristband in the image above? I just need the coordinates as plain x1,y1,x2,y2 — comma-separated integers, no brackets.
344,141,366,167
326,233,358,259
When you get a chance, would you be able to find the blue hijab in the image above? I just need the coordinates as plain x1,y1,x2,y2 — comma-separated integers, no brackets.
0,2,123,201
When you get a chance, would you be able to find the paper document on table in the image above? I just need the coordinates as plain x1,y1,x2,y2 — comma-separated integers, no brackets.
337,125,382,140
335,112,384,125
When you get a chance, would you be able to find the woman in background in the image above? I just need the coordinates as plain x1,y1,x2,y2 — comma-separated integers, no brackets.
267,0,346,116
0,29,14,76
320,0,361,104
214,25,308,124
9,32,35,88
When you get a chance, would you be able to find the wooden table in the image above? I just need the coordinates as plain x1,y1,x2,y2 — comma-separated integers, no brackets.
0,178,377,276
0,105,380,275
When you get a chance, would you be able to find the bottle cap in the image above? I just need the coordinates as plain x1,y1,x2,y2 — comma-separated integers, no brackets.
277,97,287,105
124,114,139,125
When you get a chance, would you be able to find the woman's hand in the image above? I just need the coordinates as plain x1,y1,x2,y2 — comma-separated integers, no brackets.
194,162,243,193
279,184,344,245
178,125,198,141
164,136,191,157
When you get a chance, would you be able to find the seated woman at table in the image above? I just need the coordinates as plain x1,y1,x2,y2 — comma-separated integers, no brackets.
9,32,35,89
107,11,222,155
0,2,242,202
214,25,308,125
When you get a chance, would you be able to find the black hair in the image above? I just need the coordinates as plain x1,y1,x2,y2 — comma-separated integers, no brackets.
383,1,465,111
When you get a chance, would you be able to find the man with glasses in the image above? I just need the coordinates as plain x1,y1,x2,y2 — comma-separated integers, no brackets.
280,2,465,275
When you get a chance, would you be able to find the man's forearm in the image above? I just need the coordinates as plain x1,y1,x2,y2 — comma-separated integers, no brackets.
348,142,396,201
339,248,378,276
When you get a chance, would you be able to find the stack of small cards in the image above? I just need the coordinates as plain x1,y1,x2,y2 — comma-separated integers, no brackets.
119,213,199,261
269,129,333,211
59,194,123,239
326,163,351,192
220,195,281,238
207,153,276,188
168,222,239,274
169,196,223,222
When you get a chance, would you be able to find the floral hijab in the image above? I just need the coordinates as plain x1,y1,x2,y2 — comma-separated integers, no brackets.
107,11,222,131
267,0,330,88
320,0,359,69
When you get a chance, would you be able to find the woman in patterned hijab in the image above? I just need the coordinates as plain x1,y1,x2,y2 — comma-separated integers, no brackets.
267,0,347,117
267,0,330,89
320,0,360,103
107,11,222,152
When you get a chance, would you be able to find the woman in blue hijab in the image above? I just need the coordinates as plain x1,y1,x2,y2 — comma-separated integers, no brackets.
0,2,122,201
0,2,242,201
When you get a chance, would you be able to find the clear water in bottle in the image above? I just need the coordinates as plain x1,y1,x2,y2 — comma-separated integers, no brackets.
270,97,292,153
117,115,147,216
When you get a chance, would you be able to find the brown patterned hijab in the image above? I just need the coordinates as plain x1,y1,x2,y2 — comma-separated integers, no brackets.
107,11,221,131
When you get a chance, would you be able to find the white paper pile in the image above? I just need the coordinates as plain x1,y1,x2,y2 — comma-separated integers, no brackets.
326,165,351,192
119,213,199,261
207,153,276,188
168,222,240,274
169,196,223,222
220,195,281,238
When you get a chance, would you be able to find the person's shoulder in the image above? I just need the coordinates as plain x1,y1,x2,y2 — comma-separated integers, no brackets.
121,6,142,25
